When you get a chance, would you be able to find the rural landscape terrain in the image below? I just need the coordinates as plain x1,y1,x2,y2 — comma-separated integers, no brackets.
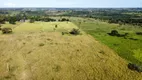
0,8,142,80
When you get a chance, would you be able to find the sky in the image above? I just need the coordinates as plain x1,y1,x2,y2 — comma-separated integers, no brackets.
0,0,142,8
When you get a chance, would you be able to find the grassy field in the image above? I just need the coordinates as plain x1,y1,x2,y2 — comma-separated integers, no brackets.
73,18,142,65
13,22,78,33
0,21,142,80
1,21,79,33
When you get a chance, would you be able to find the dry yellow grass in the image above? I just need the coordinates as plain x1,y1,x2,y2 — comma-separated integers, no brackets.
13,22,78,33
0,32,142,80
0,22,142,80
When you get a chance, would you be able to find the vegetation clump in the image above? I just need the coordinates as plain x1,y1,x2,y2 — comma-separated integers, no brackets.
108,30,119,36
136,32,142,35
55,25,58,28
128,63,142,72
9,17,16,24
62,32,68,35
1,28,12,34
52,65,61,72
39,43,45,46
69,28,80,35
59,18,69,22
43,18,56,22
108,30,128,37
99,50,105,54
129,38,138,41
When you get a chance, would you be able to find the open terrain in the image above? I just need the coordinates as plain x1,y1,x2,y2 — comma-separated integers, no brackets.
73,19,142,65
0,22,142,80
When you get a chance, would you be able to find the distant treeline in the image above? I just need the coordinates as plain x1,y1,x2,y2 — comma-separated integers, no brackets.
62,9,142,26
0,8,142,26
0,13,70,24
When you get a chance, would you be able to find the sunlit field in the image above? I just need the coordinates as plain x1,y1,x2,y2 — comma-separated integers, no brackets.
0,21,142,80
12,22,77,32
73,18,142,65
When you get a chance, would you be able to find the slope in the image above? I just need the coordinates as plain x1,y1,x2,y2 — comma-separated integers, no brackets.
0,22,142,80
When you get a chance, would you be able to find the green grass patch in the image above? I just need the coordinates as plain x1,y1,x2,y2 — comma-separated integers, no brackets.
74,20,142,65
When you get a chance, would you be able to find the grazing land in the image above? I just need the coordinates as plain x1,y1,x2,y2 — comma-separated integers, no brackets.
73,18,142,65
13,22,78,33
0,22,142,80
0,8,142,80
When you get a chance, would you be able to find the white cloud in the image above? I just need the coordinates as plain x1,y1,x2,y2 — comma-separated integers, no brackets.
4,2,16,7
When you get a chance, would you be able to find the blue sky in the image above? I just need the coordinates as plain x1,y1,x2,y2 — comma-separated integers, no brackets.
1,0,142,8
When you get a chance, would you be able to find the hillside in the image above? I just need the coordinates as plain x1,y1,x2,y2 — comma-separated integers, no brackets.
0,22,142,80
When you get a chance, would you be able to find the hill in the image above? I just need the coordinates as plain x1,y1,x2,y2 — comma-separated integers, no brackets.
0,22,142,80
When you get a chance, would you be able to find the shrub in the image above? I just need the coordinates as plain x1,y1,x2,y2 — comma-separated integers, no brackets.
62,32,68,35
136,32,142,35
1,28,12,34
69,28,80,35
108,30,119,36
129,38,138,41
55,25,58,28
52,65,61,72
39,43,44,46
108,30,128,38
99,50,105,54
59,18,70,22
128,63,142,72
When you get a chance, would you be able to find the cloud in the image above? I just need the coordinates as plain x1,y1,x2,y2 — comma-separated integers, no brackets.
4,2,16,7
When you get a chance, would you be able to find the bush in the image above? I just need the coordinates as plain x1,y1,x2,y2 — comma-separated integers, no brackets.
62,32,68,35
136,32,142,35
59,18,70,22
128,63,142,72
42,18,56,22
1,28,12,34
108,30,128,38
69,28,80,35
55,25,58,28
129,38,138,41
39,43,44,46
99,50,105,54
108,30,119,36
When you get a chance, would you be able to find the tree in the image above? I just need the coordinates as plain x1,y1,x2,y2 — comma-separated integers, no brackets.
9,17,16,24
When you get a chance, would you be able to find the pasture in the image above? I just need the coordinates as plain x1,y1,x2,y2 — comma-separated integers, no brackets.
0,21,142,80
8,22,78,33
73,18,142,65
